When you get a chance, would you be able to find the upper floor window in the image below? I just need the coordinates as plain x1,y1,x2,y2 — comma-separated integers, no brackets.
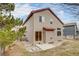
50,19,53,24
39,16,42,22
39,16,45,23
50,21,53,24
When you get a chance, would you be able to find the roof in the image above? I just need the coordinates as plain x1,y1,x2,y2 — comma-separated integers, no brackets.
43,27,55,31
22,8,64,25
64,23,77,27
64,23,78,31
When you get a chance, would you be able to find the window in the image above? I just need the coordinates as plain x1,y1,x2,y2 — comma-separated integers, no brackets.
39,16,45,23
39,31,42,41
57,31,61,36
35,31,42,41
57,28,61,36
57,28,61,30
50,21,52,24
42,16,45,22
39,16,42,22
50,19,53,24
35,32,38,41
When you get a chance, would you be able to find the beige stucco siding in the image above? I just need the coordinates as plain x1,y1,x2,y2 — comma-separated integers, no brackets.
24,16,34,44
33,10,63,43
33,10,63,28
45,31,55,43
24,9,63,44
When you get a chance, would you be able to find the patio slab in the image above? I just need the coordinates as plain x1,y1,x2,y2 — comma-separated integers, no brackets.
23,40,64,52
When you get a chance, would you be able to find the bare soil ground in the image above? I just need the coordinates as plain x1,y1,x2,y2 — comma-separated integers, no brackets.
5,39,79,56
5,41,27,56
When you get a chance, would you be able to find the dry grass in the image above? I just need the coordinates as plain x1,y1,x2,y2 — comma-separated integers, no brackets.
5,39,79,56
24,39,79,56
5,41,27,56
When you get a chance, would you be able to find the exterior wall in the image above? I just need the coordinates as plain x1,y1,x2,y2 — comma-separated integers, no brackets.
33,10,63,43
63,26,76,39
63,26,75,36
24,16,34,45
75,25,78,36
45,31,55,43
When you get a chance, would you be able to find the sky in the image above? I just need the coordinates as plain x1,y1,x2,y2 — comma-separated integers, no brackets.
11,3,79,28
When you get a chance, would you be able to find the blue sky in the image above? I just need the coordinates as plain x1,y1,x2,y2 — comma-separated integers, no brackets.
11,3,79,26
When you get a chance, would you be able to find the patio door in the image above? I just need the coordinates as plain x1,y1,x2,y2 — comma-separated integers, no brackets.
35,31,42,41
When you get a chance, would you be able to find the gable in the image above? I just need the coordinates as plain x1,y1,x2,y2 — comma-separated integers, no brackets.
23,8,64,25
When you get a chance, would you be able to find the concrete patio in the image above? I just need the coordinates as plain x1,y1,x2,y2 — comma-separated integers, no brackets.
22,40,64,52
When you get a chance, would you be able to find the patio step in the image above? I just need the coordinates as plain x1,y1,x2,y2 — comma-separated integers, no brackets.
36,44,55,50
31,46,41,52
29,44,55,52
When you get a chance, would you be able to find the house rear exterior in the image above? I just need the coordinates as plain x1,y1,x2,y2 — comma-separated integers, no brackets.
23,8,64,45
63,23,78,39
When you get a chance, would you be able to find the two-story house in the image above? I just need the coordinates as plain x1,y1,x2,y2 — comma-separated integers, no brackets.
23,8,64,45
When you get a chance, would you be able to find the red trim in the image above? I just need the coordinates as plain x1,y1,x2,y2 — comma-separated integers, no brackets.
43,27,55,31
22,8,64,25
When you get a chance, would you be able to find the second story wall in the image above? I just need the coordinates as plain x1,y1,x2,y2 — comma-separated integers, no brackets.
33,10,63,31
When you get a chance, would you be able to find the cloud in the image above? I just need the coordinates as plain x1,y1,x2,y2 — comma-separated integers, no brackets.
11,4,38,19
58,10,64,17
12,3,71,23
54,10,65,21
11,3,79,28
12,3,65,21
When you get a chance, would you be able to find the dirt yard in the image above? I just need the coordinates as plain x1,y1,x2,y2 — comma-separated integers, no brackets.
5,39,79,56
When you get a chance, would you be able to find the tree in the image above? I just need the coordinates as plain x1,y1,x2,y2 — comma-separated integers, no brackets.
0,3,15,14
0,3,26,55
15,18,23,26
0,3,24,55
0,26,26,55
16,27,26,41
0,13,23,30
0,30,17,55
0,3,15,29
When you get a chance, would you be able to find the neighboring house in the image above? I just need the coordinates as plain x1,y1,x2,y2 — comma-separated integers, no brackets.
63,23,78,39
23,8,64,45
